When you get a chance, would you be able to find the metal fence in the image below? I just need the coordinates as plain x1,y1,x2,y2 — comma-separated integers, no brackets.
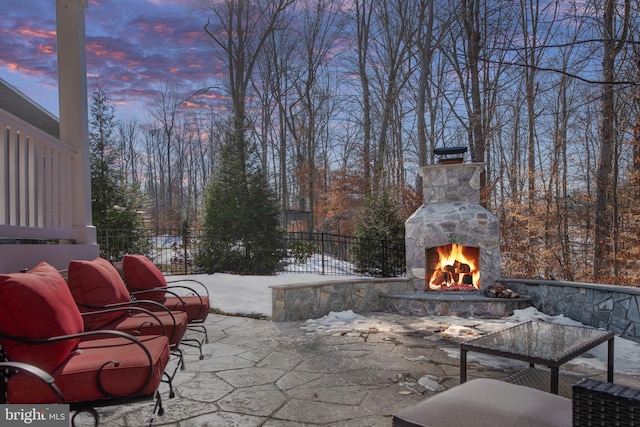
97,228,406,277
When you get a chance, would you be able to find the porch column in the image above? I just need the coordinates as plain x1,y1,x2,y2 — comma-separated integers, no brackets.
56,0,96,245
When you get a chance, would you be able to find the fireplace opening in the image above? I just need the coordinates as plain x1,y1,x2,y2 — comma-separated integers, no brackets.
425,244,480,291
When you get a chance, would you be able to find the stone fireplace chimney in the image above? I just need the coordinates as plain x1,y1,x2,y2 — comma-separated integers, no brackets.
405,162,500,291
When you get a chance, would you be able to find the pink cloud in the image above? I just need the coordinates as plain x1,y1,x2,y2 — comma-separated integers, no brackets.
0,0,224,118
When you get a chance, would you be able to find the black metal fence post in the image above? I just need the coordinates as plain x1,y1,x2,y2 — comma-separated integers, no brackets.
321,232,325,275
183,227,189,275
381,239,386,276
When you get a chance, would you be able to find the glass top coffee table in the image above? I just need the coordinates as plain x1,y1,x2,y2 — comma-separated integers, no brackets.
459,321,615,394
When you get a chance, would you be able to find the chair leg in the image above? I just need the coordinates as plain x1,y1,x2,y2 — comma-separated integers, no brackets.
189,324,208,344
148,390,164,427
162,371,175,399
170,347,185,375
181,337,204,360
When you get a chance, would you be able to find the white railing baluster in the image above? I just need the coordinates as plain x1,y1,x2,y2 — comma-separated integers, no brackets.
26,136,36,227
35,139,44,228
7,126,18,226
0,119,7,225
18,133,28,227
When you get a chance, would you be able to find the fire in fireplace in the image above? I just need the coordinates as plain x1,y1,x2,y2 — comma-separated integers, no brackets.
426,244,480,291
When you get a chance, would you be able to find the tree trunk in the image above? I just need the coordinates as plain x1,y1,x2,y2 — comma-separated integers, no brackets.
593,0,629,281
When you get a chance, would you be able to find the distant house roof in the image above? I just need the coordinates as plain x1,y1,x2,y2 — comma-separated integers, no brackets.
0,78,59,139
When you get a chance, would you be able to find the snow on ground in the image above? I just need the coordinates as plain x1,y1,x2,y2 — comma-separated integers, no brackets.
170,271,640,377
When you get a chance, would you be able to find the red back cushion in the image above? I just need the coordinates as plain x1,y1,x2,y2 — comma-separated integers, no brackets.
67,257,131,330
123,255,167,302
0,262,83,372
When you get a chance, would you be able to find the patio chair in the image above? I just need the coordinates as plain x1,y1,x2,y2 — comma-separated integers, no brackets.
120,255,210,359
0,262,171,426
66,257,188,378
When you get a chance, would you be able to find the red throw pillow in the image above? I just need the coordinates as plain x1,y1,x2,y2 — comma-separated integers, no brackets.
123,255,167,303
0,262,83,372
67,257,131,330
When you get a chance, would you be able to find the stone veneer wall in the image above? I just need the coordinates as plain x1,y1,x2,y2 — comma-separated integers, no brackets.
271,278,414,322
499,278,640,341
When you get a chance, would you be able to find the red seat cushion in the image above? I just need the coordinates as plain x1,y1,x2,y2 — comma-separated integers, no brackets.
164,295,210,322
0,262,84,372
104,311,188,346
7,335,170,404
67,257,131,330
123,255,167,303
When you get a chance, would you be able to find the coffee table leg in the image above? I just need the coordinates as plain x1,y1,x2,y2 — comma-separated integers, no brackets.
607,337,614,383
460,349,467,384
551,367,559,394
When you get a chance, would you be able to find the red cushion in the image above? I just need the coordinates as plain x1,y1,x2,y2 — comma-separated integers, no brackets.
67,257,131,330
123,255,167,302
7,335,170,404
0,262,84,372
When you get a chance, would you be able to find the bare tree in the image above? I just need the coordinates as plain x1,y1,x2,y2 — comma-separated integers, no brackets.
415,0,447,171
117,117,141,185
370,0,419,191
149,84,183,227
258,23,297,219
287,0,345,227
202,0,294,159
593,0,631,280
354,0,374,191
441,0,510,206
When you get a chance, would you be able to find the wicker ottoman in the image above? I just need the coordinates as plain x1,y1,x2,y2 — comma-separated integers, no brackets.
392,378,572,427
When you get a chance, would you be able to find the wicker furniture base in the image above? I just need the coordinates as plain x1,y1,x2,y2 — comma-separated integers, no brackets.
505,367,584,399
573,378,640,426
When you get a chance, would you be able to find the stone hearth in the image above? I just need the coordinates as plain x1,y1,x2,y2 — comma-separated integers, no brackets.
380,292,532,319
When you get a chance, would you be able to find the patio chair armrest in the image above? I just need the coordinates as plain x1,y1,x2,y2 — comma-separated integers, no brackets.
572,378,640,427
129,288,190,308
104,298,175,317
0,361,65,403
166,279,210,298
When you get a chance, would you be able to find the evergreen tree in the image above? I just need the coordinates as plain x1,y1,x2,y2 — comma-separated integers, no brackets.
353,191,405,277
90,86,149,258
197,129,284,274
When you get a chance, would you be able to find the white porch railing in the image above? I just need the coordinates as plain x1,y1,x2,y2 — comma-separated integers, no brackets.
0,108,77,240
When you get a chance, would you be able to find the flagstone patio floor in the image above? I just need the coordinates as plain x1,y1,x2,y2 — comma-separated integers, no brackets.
82,313,639,426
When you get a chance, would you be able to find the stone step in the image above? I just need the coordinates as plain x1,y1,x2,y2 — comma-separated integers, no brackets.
380,291,533,319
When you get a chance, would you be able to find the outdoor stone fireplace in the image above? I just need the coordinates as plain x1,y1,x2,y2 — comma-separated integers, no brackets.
405,162,500,291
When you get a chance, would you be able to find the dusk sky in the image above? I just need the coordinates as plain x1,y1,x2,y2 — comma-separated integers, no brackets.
0,0,223,120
